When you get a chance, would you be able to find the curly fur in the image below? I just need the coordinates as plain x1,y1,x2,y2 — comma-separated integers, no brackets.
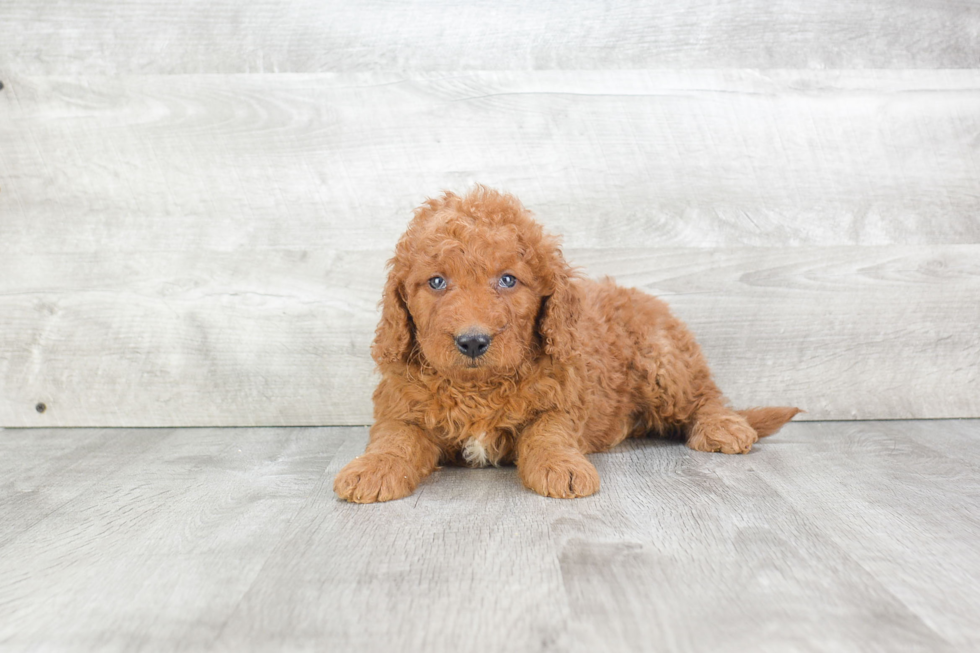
335,187,801,502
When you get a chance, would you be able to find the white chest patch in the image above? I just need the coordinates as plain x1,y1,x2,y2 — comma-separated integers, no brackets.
462,434,492,468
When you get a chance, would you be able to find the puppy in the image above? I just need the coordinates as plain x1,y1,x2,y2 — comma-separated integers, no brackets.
335,187,800,502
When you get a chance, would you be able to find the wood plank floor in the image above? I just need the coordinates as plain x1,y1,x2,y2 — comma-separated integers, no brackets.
1,420,978,652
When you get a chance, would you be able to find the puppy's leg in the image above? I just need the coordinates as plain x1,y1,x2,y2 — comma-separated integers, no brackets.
334,421,441,503
634,315,760,454
687,401,758,454
516,412,600,498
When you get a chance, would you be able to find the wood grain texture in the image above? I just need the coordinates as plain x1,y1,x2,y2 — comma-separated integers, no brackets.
2,246,977,426
0,426,348,650
2,71,979,253
0,0,978,75
0,427,174,548
730,421,980,650
0,249,380,427
1,420,978,651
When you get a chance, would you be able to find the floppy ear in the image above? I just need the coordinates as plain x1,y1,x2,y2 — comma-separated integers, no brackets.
537,248,580,363
371,258,414,366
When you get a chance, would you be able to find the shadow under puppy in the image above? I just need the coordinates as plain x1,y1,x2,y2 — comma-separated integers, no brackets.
335,187,800,502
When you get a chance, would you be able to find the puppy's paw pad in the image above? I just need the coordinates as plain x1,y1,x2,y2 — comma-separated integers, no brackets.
521,453,600,499
334,454,417,503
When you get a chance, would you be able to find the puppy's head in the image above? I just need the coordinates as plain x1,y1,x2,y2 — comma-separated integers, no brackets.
373,186,578,376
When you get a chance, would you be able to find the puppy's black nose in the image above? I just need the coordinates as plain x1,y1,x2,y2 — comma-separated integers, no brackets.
455,333,491,359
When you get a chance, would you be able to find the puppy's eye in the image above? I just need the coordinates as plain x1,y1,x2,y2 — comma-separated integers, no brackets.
498,274,517,289
428,276,447,290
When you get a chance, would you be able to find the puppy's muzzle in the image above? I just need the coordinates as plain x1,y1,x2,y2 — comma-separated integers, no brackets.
455,332,492,359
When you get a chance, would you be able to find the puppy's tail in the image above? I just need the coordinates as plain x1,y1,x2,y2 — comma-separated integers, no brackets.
737,407,803,438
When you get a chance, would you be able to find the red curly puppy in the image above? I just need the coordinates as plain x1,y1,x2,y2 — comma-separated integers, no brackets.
335,187,800,502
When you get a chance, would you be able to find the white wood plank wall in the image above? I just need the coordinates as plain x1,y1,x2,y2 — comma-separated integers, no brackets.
0,2,977,426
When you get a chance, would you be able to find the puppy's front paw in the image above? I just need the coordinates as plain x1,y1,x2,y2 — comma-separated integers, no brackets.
334,453,419,503
520,450,600,499
688,413,758,454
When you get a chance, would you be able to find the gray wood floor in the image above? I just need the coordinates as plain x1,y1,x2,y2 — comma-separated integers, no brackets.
2,420,978,652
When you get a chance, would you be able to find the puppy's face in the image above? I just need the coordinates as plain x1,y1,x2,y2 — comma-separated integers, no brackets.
403,215,545,375
373,189,574,376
